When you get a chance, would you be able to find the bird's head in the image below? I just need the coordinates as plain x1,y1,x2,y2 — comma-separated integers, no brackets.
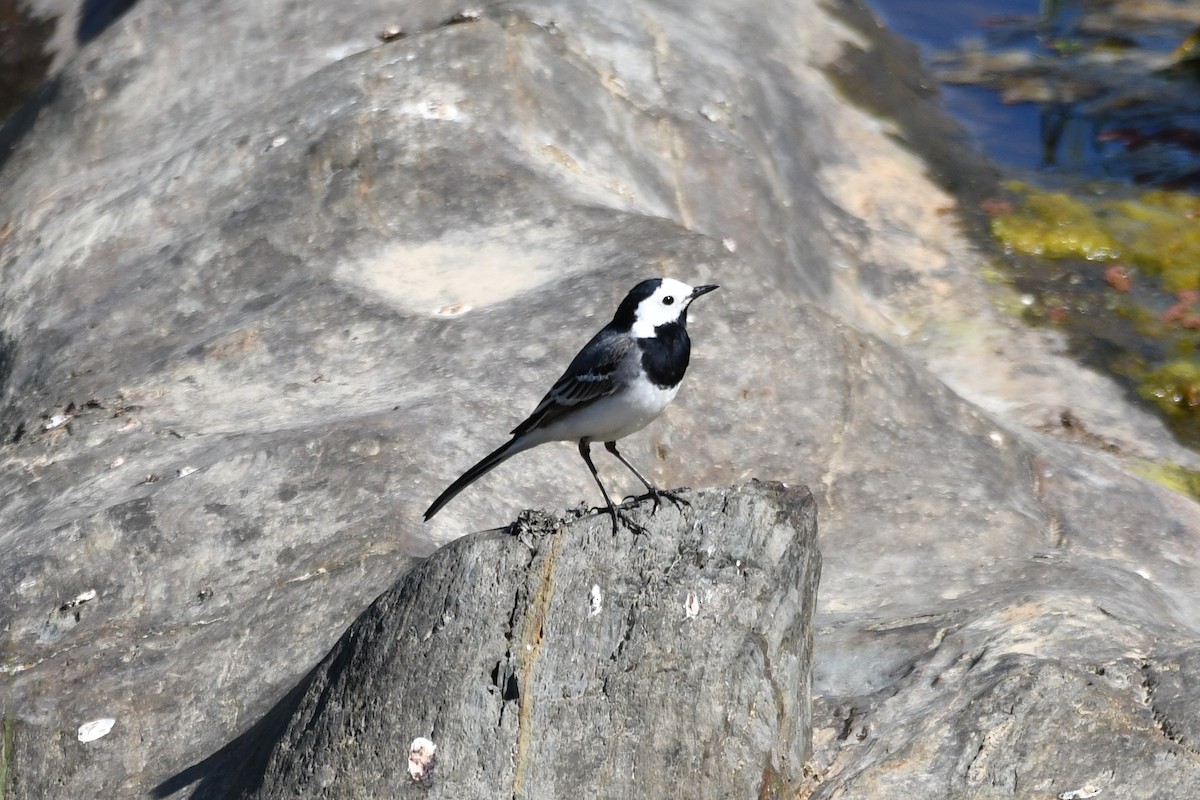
615,278,718,337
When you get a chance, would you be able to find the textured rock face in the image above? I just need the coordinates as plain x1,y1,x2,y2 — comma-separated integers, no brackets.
2,0,1200,798
244,483,819,800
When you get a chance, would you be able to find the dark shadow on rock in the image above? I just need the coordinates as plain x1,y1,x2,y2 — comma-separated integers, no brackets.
0,1,57,123
0,330,22,444
0,329,15,399
0,74,59,172
150,666,321,800
77,0,139,43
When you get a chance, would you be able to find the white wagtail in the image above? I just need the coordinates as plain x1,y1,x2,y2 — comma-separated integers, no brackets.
424,278,718,533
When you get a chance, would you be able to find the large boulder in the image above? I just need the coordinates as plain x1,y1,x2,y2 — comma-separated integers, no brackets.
242,483,819,800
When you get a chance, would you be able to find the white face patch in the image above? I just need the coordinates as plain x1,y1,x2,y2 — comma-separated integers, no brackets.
631,278,697,338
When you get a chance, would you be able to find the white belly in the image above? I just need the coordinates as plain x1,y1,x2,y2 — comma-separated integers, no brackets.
534,379,679,444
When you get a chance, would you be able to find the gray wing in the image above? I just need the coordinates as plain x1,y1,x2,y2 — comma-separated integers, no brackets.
511,328,633,437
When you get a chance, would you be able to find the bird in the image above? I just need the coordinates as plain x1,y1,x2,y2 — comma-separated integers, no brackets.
424,277,718,533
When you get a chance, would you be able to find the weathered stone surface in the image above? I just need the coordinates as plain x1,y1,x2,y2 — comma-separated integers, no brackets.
821,653,1200,799
1,0,1199,798
241,482,818,799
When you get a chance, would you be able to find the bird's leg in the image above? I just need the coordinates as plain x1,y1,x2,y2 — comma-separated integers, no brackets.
579,441,648,535
604,441,690,513
579,440,620,535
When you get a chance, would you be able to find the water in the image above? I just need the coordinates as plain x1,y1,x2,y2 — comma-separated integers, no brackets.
871,0,1043,53
868,0,1200,189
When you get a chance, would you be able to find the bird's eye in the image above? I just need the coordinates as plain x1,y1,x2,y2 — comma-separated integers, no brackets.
663,295,675,306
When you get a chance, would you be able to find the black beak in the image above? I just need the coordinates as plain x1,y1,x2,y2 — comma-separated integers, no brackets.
690,284,719,299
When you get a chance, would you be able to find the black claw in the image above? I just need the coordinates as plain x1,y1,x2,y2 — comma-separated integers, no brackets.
625,488,689,514
583,504,651,535
577,440,688,531
656,488,691,509
616,508,650,535
619,493,649,510
581,505,628,535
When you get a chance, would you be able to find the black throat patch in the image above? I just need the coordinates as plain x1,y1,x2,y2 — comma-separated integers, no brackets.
639,322,691,388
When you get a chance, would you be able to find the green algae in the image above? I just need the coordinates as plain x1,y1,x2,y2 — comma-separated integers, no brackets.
992,183,1200,291
1108,191,1200,291
1139,359,1200,422
990,187,1121,261
1129,459,1200,503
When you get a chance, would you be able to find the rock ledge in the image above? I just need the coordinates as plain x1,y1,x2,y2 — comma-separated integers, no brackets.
243,481,820,799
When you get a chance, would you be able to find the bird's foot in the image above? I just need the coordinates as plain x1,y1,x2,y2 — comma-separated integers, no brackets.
619,506,657,537
586,504,651,535
614,506,651,535
622,488,690,514
655,487,691,510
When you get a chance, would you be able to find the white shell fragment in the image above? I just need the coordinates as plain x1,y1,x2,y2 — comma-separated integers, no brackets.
1059,786,1102,800
685,591,700,619
77,718,115,743
73,589,97,605
44,413,71,430
408,736,437,782
378,24,405,41
589,585,603,617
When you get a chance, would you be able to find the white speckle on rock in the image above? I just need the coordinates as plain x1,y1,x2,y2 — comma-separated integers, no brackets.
434,303,472,317
77,718,115,743
589,584,603,617
286,568,328,584
1059,785,1102,800
408,736,437,781
44,414,70,430
402,98,467,123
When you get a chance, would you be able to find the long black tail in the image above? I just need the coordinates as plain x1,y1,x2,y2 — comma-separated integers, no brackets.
424,437,525,521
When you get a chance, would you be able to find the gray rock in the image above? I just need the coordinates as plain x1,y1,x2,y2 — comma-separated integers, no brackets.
834,655,1200,799
1,0,1199,798
244,482,819,799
